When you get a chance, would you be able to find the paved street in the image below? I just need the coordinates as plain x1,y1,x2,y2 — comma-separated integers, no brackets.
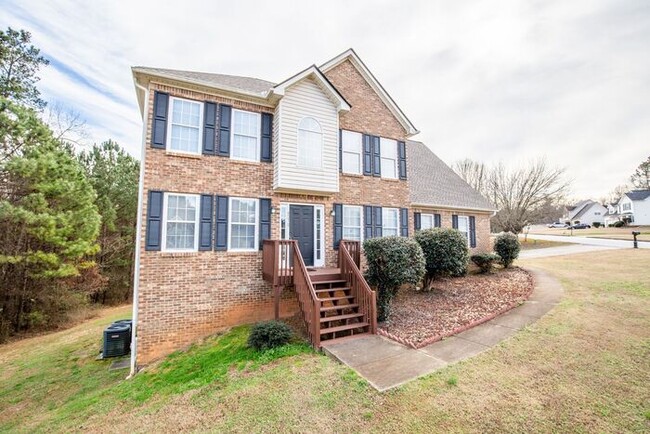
519,244,621,259
524,233,649,249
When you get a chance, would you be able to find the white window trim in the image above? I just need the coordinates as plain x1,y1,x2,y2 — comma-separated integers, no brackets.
457,215,470,246
230,109,261,163
380,137,398,180
296,117,324,170
342,205,364,242
227,197,259,252
278,202,326,267
161,193,201,252
382,207,399,237
166,96,204,156
420,213,435,230
341,130,362,175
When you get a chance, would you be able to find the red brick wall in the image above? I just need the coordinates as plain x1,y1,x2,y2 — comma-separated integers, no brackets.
411,207,493,253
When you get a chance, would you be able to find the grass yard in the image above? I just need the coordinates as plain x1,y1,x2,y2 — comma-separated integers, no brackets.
1,250,649,433
518,237,571,250
527,225,650,241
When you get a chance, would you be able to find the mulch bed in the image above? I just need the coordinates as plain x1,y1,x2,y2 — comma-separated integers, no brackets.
378,267,534,348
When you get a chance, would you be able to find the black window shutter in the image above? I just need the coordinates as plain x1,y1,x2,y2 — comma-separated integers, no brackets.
452,214,459,229
259,198,272,250
145,190,164,250
363,205,373,240
469,216,477,248
373,206,383,237
398,141,407,180
400,208,409,237
152,92,168,149
362,134,372,176
414,212,421,231
215,196,229,250
434,213,441,228
338,129,343,172
203,102,217,155
199,194,214,250
372,136,381,177
333,203,343,249
260,113,273,162
217,104,231,156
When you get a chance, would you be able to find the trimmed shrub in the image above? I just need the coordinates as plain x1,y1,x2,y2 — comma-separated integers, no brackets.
363,236,425,322
414,228,469,288
471,253,500,273
493,233,520,268
592,222,602,228
612,221,624,228
247,321,293,351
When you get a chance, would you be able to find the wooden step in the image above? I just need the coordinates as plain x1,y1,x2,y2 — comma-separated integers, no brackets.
320,322,369,335
319,312,364,323
312,279,347,286
315,287,350,294
318,295,355,302
320,303,359,312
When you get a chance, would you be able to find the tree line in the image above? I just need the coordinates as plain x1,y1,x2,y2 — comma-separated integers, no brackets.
0,27,139,341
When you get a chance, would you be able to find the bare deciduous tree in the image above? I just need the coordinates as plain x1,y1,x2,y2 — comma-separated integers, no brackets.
453,158,570,233
630,155,650,189
43,102,90,146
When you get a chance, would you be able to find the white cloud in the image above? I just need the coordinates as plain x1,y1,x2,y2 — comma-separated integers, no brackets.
1,0,648,199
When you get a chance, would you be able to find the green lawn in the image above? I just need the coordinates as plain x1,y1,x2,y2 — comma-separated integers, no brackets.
1,250,649,433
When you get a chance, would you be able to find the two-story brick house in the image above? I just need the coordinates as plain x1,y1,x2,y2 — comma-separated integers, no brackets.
129,49,495,370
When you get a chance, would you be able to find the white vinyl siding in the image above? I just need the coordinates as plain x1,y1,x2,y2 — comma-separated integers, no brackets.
382,208,399,236
162,193,200,251
421,213,434,230
380,137,398,179
231,109,260,162
167,97,203,155
341,130,362,174
342,205,362,241
273,77,339,193
228,198,258,251
457,216,470,246
297,117,323,168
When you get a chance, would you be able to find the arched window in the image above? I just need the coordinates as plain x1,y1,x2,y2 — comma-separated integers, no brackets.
297,117,322,168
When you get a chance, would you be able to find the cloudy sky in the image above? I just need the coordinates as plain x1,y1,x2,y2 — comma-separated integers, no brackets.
2,0,648,199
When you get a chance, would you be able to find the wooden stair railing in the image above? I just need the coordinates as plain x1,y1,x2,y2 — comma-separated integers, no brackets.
290,241,322,348
339,240,377,334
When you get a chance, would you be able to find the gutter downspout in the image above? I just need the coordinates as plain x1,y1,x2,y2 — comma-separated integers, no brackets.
128,79,149,379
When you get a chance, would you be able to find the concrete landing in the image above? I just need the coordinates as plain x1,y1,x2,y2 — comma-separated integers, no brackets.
322,268,563,392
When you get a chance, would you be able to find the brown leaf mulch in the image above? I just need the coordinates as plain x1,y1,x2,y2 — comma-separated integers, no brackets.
379,267,534,347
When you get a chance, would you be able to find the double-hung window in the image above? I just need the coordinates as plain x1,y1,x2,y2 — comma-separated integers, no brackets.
168,97,203,154
228,197,258,251
297,117,323,168
622,203,631,211
342,205,362,241
421,213,435,230
382,208,399,236
232,109,261,162
457,216,470,246
162,193,200,251
380,138,398,179
341,130,362,174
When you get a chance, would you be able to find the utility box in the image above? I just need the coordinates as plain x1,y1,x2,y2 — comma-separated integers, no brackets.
102,322,131,358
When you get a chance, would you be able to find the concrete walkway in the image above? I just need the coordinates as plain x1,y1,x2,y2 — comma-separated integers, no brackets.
519,244,620,259
322,269,563,392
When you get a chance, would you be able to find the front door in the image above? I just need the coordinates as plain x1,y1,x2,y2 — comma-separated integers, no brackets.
289,205,314,266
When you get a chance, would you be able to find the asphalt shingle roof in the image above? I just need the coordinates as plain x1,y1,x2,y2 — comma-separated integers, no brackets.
407,140,496,211
132,67,276,96
625,190,650,201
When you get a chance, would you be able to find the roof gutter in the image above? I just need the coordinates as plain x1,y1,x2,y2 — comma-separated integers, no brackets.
128,79,149,379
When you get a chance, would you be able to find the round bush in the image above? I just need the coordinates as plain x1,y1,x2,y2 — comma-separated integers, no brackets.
414,228,469,287
247,320,293,351
493,233,520,268
612,221,624,228
471,253,500,273
363,236,425,322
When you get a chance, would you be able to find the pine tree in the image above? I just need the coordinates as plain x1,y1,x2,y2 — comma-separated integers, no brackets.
630,156,650,189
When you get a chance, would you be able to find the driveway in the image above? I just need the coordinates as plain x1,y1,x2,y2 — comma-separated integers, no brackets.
523,233,649,249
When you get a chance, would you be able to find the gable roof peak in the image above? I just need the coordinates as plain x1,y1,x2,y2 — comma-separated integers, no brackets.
270,64,350,112
320,48,419,136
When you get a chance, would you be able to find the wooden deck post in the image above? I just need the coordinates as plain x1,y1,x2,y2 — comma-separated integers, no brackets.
274,285,281,319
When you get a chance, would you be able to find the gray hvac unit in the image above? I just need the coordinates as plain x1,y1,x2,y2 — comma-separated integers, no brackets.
102,322,131,358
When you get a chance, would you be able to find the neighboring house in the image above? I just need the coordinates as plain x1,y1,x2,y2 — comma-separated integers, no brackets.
603,202,622,227
562,200,607,226
618,190,650,225
130,49,495,368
